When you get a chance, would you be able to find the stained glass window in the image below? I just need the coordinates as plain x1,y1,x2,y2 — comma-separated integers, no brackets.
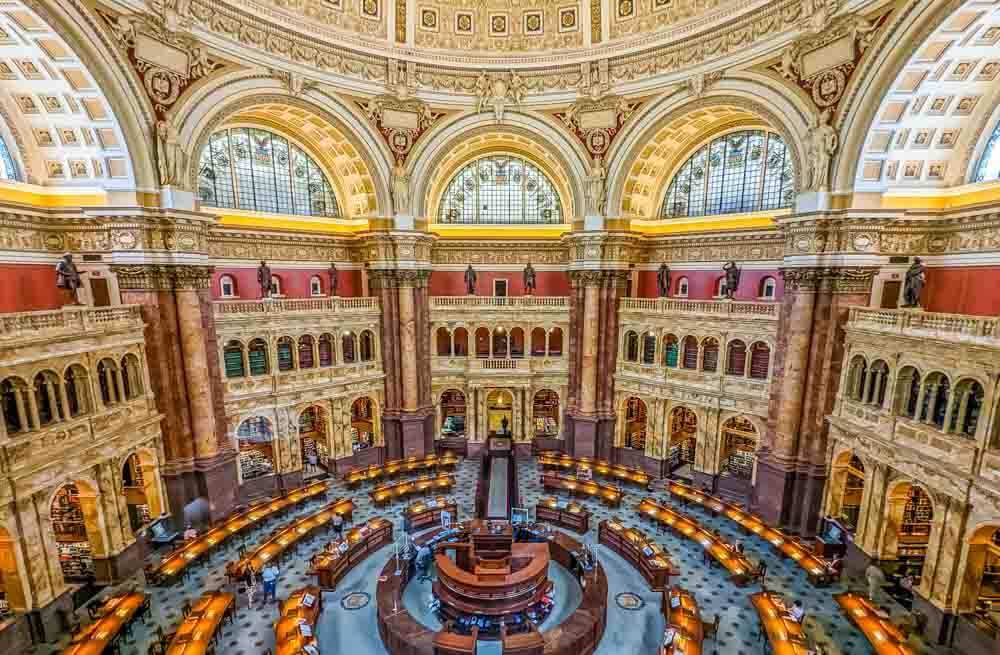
974,120,1000,182
0,134,20,181
661,130,794,218
438,155,562,224
197,127,340,218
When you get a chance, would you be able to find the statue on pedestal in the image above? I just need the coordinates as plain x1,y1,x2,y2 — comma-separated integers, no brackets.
723,261,741,299
464,265,478,295
523,263,537,294
902,257,926,308
656,264,671,298
55,253,82,301
257,260,273,298
328,262,339,297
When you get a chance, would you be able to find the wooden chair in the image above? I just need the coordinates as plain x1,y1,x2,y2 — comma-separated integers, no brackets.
703,614,721,641
181,599,193,617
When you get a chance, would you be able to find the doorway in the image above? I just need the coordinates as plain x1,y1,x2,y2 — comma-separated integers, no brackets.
486,389,513,437
91,278,111,306
881,280,901,309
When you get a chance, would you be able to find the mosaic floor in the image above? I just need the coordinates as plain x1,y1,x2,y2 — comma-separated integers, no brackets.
32,455,951,655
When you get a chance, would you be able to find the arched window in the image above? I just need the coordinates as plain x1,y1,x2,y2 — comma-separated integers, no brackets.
641,333,657,365
951,379,984,437
298,335,315,369
219,275,237,298
276,337,295,371
63,365,91,418
360,330,375,361
510,327,525,358
623,331,639,362
974,120,1000,182
921,372,950,429
0,136,19,181
663,334,679,368
896,366,921,418
96,359,120,405
454,328,469,356
224,341,246,378
715,277,728,298
436,327,453,356
33,371,62,426
530,327,546,356
702,337,719,372
727,340,747,376
120,354,143,400
548,328,563,356
248,339,270,375
237,416,274,481
437,155,562,224
342,332,357,363
681,336,699,369
760,276,777,299
661,130,795,218
310,275,323,296
492,328,508,359
270,275,283,297
749,342,770,379
676,277,689,297
198,127,341,218
318,333,335,366
475,327,490,358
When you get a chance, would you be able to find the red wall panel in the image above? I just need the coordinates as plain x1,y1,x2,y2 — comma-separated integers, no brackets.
633,268,783,300
924,266,1000,316
211,268,360,300
429,270,570,296
0,263,68,313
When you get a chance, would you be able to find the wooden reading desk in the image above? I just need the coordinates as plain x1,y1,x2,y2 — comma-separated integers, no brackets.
599,520,677,591
165,591,234,655
274,586,322,655
150,481,328,583
535,497,591,533
63,591,148,655
750,591,809,655
835,592,914,655
661,587,704,655
666,481,831,585
233,497,355,576
344,453,458,487
540,473,623,507
403,496,457,532
537,452,652,487
637,498,752,585
313,517,393,590
371,474,456,507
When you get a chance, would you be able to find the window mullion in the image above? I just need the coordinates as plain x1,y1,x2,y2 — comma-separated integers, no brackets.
758,134,770,209
227,130,241,209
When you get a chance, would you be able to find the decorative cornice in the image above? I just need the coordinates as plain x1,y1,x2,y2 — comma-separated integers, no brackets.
112,264,215,290
368,268,432,289
780,266,877,294
568,269,630,287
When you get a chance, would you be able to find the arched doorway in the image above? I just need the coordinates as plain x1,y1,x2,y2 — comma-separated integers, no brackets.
475,327,490,358
441,390,467,438
298,406,329,476
237,416,275,482
532,390,559,438
883,482,934,579
50,482,101,582
351,397,376,451
486,390,513,437
957,525,1000,618
829,452,866,533
720,416,758,481
668,407,697,474
121,452,163,532
0,526,27,614
623,397,647,450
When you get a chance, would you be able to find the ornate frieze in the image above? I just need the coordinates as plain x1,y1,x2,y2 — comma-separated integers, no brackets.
643,232,784,263
431,240,568,266
564,232,642,266
368,268,432,288
207,228,359,262
111,264,215,290
779,266,876,293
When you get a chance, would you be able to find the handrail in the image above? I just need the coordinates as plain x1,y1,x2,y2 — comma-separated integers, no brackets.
430,296,569,309
847,307,1000,344
619,297,778,318
0,305,144,341
213,296,379,316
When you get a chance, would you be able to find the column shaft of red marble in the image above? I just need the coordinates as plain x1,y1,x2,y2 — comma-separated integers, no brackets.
175,289,219,460
766,286,816,459
579,284,600,414
398,286,418,411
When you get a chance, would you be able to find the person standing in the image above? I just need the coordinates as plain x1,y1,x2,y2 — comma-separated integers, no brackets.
261,563,280,603
332,511,344,537
866,563,886,602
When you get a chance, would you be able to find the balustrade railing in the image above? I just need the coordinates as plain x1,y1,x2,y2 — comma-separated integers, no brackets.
848,307,1000,344
0,305,144,342
431,296,569,309
213,296,379,317
618,297,778,319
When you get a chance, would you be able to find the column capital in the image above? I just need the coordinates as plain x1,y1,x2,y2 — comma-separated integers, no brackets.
368,268,432,289
779,266,877,294
568,269,629,288
111,264,215,291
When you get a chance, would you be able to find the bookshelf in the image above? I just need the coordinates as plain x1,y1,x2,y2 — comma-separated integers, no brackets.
239,445,275,480
57,542,94,581
441,390,467,437
901,488,933,537
532,390,559,437
721,419,757,480
51,484,95,581
248,342,269,375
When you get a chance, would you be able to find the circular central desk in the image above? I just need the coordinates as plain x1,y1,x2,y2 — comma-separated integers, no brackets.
376,526,608,655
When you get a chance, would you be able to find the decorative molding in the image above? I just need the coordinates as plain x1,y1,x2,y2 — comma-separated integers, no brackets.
474,71,529,123
356,94,443,164
368,268,432,288
111,264,215,290
779,266,876,293
554,93,640,159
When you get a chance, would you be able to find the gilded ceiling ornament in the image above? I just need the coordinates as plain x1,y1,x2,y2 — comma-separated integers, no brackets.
474,71,528,123
554,94,640,159
356,95,443,165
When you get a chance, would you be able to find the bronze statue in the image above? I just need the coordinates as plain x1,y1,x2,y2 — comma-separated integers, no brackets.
464,265,477,295
656,264,671,298
902,257,926,308
523,263,537,294
328,262,339,297
55,253,82,291
257,260,272,298
722,261,741,299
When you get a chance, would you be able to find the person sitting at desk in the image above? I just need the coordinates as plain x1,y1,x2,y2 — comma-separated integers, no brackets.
417,544,432,577
826,555,843,578
183,523,197,541
332,512,344,536
789,600,806,623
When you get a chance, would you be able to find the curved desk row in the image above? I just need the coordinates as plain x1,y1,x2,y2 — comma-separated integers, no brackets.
537,452,651,487
666,481,831,585
403,496,458,533
233,497,355,576
750,591,809,655
835,592,913,655
661,587,704,655
165,591,235,655
345,453,459,487
62,591,148,655
274,586,322,655
434,541,551,617
599,520,678,591
637,498,753,586
150,481,328,583
313,517,393,590
540,473,623,507
535,497,591,534
371,474,456,507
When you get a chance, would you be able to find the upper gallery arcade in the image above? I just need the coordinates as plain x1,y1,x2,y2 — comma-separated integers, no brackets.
0,0,998,654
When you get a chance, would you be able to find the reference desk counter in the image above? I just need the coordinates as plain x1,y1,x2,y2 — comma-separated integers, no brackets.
313,517,393,590
537,453,652,487
403,496,457,532
150,481,328,583
62,591,148,655
637,498,752,586
666,481,831,585
835,593,914,655
598,520,677,591
165,591,235,655
661,587,704,655
274,586,322,655
235,497,355,576
540,473,623,507
535,497,591,533
750,591,809,655
371,474,456,507
345,453,459,487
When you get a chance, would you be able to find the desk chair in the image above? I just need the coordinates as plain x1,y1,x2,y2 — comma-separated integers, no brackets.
182,599,193,617
703,614,721,641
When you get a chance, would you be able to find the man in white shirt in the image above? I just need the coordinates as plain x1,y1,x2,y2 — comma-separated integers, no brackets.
789,600,806,623
261,563,280,603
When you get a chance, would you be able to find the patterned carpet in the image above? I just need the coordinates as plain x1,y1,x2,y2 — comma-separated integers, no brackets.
29,454,948,655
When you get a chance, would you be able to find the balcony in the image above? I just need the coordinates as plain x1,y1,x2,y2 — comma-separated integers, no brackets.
619,297,778,320
223,361,384,397
213,296,379,318
432,356,567,377
615,361,771,400
847,307,1000,346
0,305,144,346
431,296,569,310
